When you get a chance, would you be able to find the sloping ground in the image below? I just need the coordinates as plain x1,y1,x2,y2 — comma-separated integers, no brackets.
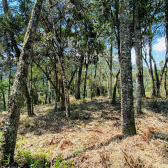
1,97,168,167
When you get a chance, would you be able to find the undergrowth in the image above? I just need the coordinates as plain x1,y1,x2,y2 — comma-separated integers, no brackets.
16,150,48,168
15,150,75,168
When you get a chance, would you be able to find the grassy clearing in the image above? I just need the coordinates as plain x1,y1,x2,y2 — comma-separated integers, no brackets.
1,97,168,167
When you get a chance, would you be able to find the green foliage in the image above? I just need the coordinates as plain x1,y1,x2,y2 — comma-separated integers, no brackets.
53,159,74,168
16,150,48,168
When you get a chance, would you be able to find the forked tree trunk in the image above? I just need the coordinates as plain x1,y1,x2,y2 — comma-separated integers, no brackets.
0,0,43,164
119,0,136,135
134,0,142,114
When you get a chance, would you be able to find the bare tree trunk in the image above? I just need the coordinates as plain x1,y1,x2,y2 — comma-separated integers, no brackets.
140,39,146,97
119,0,136,135
25,84,32,116
151,55,160,97
112,70,120,104
0,0,43,164
8,58,11,102
83,61,88,99
54,59,58,110
165,64,167,97
76,55,84,99
1,68,6,111
134,0,142,114
48,73,51,104
149,37,156,97
94,62,98,97
100,63,102,96
30,61,34,115
2,91,6,111
165,0,168,97
45,76,48,104
109,41,113,99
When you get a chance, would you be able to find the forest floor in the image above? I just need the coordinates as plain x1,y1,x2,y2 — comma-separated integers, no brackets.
1,96,168,167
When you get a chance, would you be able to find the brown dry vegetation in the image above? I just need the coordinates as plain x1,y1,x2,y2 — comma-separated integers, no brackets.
1,97,168,167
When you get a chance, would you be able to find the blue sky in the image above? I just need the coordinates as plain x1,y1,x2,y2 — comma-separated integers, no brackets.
131,36,166,67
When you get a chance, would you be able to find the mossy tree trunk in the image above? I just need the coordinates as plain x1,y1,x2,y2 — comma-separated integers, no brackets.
119,0,136,135
0,0,43,164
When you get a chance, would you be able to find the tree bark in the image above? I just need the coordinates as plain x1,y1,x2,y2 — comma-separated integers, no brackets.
76,54,84,99
109,41,113,99
119,0,136,135
83,61,88,99
149,37,156,97
0,0,43,164
24,83,33,116
165,0,168,96
134,0,142,114
112,70,120,104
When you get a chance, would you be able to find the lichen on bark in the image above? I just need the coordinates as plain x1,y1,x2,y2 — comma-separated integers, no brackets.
0,0,43,164
119,0,136,135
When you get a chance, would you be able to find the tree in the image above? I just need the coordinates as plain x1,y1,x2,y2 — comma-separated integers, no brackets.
134,0,142,114
0,0,43,164
119,0,136,135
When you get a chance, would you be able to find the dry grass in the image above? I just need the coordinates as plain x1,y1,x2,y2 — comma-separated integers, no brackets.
0,97,168,167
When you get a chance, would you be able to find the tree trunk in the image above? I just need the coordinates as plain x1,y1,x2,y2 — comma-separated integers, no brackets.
54,59,58,110
100,63,102,96
165,64,167,97
112,70,120,104
109,41,113,99
8,59,11,102
0,70,6,111
83,61,88,99
59,55,70,117
48,74,51,104
134,0,142,114
25,84,33,116
119,0,136,135
2,90,6,111
140,39,146,97
165,0,168,97
76,55,84,99
45,77,48,104
151,55,160,97
30,61,34,115
149,37,156,97
94,62,98,97
0,0,43,164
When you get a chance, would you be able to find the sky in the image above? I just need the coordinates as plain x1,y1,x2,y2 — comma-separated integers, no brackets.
131,36,166,67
